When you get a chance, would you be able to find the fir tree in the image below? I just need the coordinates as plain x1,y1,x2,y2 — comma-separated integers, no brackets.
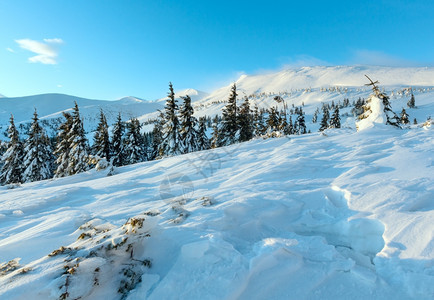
286,115,294,135
93,109,111,160
197,117,210,151
312,107,319,123
210,115,220,149
111,113,126,166
54,112,73,178
319,105,330,131
22,110,53,182
0,115,24,184
407,94,416,108
124,118,147,164
151,111,164,160
329,106,341,129
359,76,400,127
237,97,253,142
253,105,265,136
159,82,181,156
400,108,410,125
266,107,279,132
413,118,417,125
179,95,199,154
295,108,307,134
67,102,90,175
219,84,238,146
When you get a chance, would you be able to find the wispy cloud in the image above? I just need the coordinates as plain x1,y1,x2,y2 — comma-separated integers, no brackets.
349,49,420,67
6,47,15,53
15,38,64,65
279,55,331,68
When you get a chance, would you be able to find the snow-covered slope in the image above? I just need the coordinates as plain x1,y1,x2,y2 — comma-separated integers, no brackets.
0,93,163,137
1,124,433,299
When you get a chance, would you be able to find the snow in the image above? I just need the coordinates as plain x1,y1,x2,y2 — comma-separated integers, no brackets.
0,123,433,299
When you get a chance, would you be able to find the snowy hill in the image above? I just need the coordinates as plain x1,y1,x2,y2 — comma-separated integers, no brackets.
0,125,433,299
0,93,163,138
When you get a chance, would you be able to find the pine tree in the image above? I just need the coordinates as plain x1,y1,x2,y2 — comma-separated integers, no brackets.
111,113,126,166
159,82,181,156
0,115,24,184
179,95,199,154
210,115,220,149
124,118,147,164
219,84,238,146
295,108,307,134
253,105,264,136
93,109,111,160
319,105,329,131
151,111,164,160
286,115,294,135
22,109,53,182
312,107,319,123
54,112,73,178
329,106,341,129
407,94,416,108
67,102,90,175
237,97,253,142
400,108,410,124
359,76,400,127
266,107,279,132
197,117,210,151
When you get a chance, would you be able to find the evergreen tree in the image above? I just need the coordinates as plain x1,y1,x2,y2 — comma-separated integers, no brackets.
197,117,210,151
219,84,238,146
111,113,126,166
319,105,330,131
278,111,289,134
407,94,416,108
22,110,53,182
93,109,111,160
0,115,24,184
159,82,181,156
329,106,341,129
253,105,265,136
400,108,410,125
295,108,307,134
54,112,73,178
359,76,400,127
67,102,90,175
151,111,164,160
124,118,147,164
286,115,294,135
210,115,220,149
312,107,319,123
413,118,418,125
266,107,279,132
237,97,253,142
179,95,199,153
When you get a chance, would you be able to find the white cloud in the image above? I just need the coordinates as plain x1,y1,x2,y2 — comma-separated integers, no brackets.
57,84,62,88
15,38,64,65
350,49,418,67
6,47,14,53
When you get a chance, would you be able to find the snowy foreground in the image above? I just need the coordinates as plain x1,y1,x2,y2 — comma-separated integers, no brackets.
1,125,433,299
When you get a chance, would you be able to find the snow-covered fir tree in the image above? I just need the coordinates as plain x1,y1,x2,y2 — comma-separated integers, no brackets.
295,108,307,134
329,106,341,129
67,102,90,175
253,105,265,136
159,82,181,156
218,83,238,146
0,115,24,185
400,108,410,125
319,105,329,131
237,97,253,142
197,117,210,151
312,107,319,123
22,110,53,182
407,94,416,108
358,76,400,128
287,115,294,135
210,115,220,149
54,112,73,178
111,113,126,167
124,118,147,164
266,107,279,133
179,95,199,154
93,109,111,160
151,111,164,160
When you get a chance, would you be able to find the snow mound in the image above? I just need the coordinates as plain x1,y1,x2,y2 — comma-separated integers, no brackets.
356,96,386,131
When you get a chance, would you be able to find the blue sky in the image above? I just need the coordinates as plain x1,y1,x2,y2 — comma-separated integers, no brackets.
0,0,433,100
